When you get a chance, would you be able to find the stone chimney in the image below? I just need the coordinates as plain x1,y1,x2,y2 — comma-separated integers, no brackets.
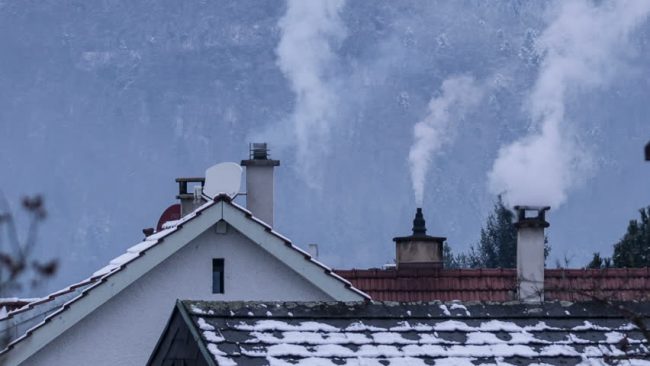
514,205,549,303
241,143,280,226
393,208,446,269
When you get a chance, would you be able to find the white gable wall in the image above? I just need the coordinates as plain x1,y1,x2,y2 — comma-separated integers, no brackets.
23,224,332,365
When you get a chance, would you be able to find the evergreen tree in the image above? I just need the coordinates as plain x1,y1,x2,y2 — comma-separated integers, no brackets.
442,243,458,268
468,196,517,268
442,243,472,269
586,252,611,269
612,207,650,268
467,196,550,268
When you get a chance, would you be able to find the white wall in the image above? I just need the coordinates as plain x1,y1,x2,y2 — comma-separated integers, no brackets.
23,224,332,365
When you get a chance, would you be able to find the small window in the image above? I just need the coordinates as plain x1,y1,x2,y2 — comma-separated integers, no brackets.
212,259,224,294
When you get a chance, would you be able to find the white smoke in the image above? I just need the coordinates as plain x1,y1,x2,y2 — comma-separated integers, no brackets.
409,75,483,205
275,0,346,187
488,0,650,208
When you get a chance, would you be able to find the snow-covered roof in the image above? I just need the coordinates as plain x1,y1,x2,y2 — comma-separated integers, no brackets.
0,277,101,345
154,300,650,366
0,194,367,365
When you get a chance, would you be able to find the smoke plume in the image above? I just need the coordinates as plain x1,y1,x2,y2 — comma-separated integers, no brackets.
275,0,346,187
488,0,650,208
409,75,483,205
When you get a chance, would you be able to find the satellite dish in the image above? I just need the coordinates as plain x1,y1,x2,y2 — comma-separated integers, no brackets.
203,162,243,199
156,204,181,231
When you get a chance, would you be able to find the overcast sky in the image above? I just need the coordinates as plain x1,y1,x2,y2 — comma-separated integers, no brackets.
1,0,649,295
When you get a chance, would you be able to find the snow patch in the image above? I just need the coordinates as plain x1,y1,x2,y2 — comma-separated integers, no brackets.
197,317,214,331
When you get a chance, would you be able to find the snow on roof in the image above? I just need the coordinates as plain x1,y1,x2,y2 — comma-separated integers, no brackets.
0,298,41,313
0,194,367,364
175,300,650,366
0,276,101,345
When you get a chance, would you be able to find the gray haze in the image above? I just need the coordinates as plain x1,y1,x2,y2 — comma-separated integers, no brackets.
0,1,649,295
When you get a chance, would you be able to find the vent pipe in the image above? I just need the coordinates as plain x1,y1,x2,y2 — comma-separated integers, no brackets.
645,141,650,161
241,143,280,226
308,244,319,259
514,205,549,303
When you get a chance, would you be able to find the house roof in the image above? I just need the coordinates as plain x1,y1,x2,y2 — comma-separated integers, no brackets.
336,268,650,302
159,300,650,365
0,276,102,346
0,194,367,365
0,299,41,313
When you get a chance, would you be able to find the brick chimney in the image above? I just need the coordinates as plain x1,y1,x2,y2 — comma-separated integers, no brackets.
241,143,280,226
514,205,549,303
393,208,446,269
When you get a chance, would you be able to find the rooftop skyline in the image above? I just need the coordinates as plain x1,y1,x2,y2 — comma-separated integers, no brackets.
0,0,649,295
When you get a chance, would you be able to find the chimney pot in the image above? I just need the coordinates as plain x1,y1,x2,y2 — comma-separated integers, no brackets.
393,208,446,269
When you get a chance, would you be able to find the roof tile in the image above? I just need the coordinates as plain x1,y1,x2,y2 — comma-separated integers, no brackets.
179,300,650,365
336,268,650,302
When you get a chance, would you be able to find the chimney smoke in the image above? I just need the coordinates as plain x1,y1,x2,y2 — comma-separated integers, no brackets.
274,0,346,187
488,1,650,209
408,75,483,205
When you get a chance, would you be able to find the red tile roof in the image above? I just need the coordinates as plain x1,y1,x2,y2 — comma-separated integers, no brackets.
335,267,650,302
546,268,650,301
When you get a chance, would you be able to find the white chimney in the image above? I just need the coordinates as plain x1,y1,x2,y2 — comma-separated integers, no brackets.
241,143,280,226
514,205,549,303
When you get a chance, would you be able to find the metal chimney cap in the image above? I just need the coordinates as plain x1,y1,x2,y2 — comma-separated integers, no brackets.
514,205,550,229
393,208,446,243
412,207,427,236
513,205,551,211
241,142,280,166
252,143,268,159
